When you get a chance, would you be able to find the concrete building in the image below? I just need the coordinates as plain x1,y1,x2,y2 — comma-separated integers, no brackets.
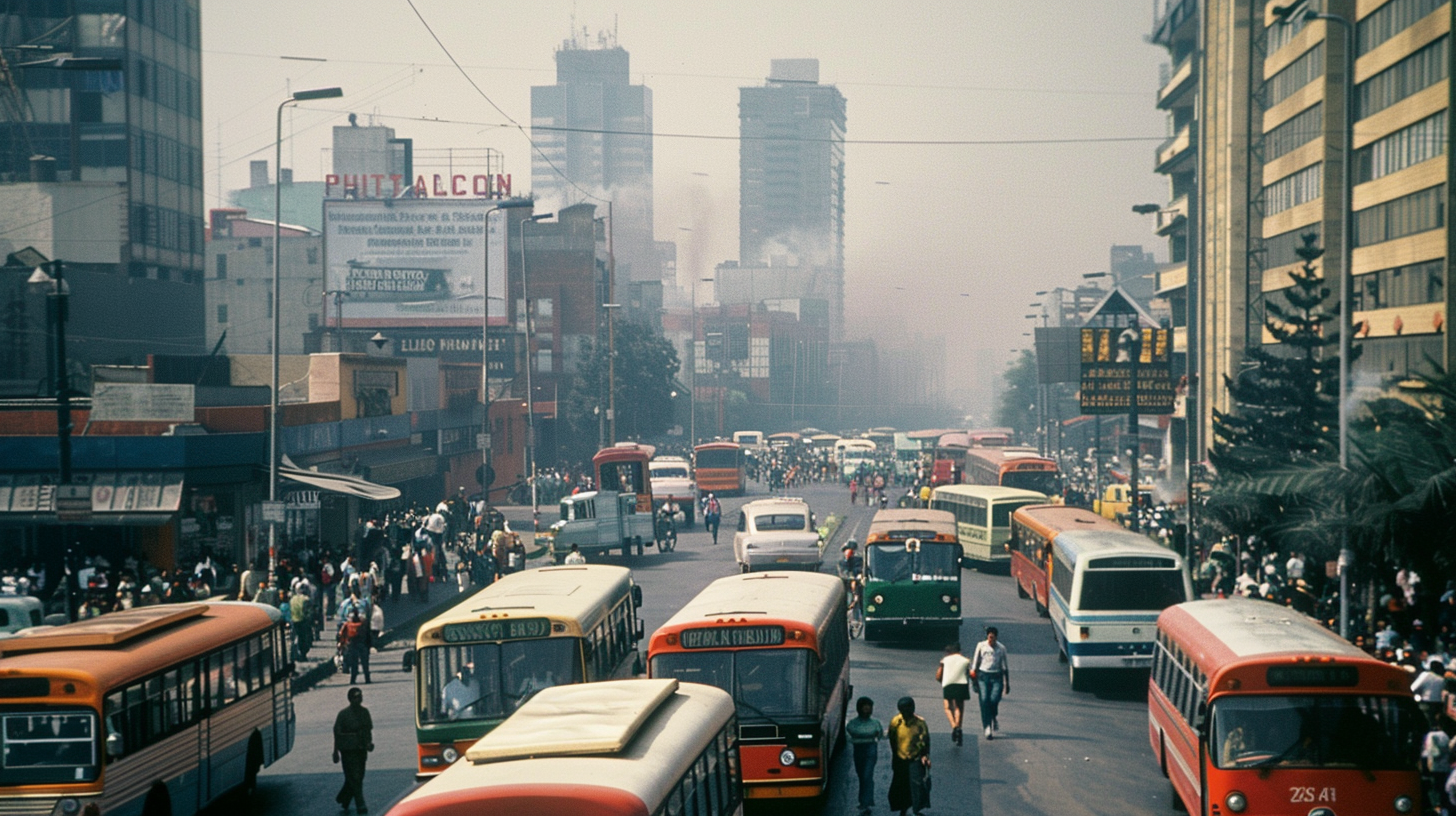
530,32,657,285
203,208,323,355
1147,0,1452,472
0,0,206,389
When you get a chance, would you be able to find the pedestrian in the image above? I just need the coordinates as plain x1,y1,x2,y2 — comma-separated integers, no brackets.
849,478,859,506
339,610,369,684
846,696,884,815
370,601,384,651
971,626,1010,739
887,696,930,816
937,641,972,745
290,585,313,658
332,686,374,815
1414,660,1447,726
564,544,587,565
703,494,722,545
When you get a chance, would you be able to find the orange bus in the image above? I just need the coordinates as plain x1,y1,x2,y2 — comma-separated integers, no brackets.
648,572,849,802
693,441,746,496
0,602,294,816
964,447,1061,496
594,442,656,514
1151,598,1424,816
930,432,970,486
966,428,1013,447
1008,504,1122,616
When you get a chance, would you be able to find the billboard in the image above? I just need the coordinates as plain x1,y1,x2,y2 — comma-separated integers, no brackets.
1079,327,1175,415
323,199,509,328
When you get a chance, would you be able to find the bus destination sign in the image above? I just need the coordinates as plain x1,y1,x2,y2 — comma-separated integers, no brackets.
681,625,786,649
1266,665,1359,687
442,617,552,643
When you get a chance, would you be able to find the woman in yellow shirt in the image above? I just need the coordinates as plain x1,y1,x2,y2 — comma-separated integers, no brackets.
887,696,931,815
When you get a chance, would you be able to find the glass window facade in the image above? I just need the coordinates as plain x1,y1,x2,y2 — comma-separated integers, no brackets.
1357,0,1447,55
1266,103,1323,161
1269,43,1325,107
1264,163,1323,215
1352,259,1445,311
1352,184,1446,247
1354,111,1448,184
1355,36,1448,119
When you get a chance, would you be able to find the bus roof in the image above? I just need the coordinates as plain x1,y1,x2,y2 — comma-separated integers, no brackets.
868,509,957,539
966,447,1055,467
931,484,1047,503
593,444,654,465
907,428,960,440
0,602,280,691
417,565,633,644
1160,598,1366,663
936,432,971,449
1052,529,1179,567
654,572,842,638
392,679,735,816
1012,504,1123,537
692,441,740,451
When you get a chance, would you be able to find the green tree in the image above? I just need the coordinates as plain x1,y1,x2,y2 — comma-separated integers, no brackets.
560,320,680,463
996,350,1039,443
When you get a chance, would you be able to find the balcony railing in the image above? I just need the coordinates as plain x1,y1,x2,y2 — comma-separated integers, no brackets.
1157,56,1195,108
1156,195,1189,235
1156,121,1197,173
1151,0,1196,47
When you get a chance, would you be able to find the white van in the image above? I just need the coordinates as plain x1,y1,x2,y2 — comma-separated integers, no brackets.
0,595,44,637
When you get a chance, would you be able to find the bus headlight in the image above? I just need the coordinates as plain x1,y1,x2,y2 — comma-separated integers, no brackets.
55,800,81,816
779,748,796,766
1224,791,1246,812
441,746,459,764
940,594,952,603
1395,795,1415,813
865,604,876,612
873,595,884,604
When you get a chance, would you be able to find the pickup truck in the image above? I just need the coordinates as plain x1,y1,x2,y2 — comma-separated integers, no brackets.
649,456,697,527
549,490,658,561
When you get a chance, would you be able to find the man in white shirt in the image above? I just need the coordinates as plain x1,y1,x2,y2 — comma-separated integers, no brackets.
1413,660,1446,726
971,626,1010,740
442,663,481,720
936,642,972,745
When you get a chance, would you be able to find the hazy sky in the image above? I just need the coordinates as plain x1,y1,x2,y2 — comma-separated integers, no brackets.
203,0,1170,419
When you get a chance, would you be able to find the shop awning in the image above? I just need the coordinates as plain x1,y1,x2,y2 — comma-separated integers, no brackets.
279,459,401,501
0,471,185,526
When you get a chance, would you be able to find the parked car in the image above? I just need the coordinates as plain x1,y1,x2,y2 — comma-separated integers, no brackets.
649,456,697,527
550,490,658,561
0,595,44,638
732,497,822,573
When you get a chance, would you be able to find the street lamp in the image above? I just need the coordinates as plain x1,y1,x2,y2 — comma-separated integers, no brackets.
691,275,714,445
1275,1,1355,639
271,85,342,586
602,302,622,445
519,212,553,531
477,199,532,531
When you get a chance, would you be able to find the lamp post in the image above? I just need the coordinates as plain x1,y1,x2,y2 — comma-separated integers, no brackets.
602,303,622,443
1274,2,1355,638
271,86,342,586
477,199,532,535
27,256,74,619
519,212,553,531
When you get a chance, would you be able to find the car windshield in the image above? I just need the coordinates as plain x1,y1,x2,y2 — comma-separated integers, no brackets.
0,709,99,786
419,638,583,725
651,649,812,719
867,543,959,582
1076,570,1186,611
1213,694,1424,770
754,513,808,532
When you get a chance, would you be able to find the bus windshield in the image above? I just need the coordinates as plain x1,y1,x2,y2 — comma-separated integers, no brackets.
1213,695,1424,771
696,449,739,470
1003,471,1060,495
651,649,811,719
419,639,584,725
1,709,98,785
1077,570,1186,611
866,544,959,582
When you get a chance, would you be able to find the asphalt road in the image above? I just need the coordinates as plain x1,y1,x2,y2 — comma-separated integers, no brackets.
238,479,1177,816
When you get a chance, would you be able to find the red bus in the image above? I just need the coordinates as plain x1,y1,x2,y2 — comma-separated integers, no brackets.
966,428,1013,447
648,572,849,802
694,441,747,496
1151,598,1424,816
593,442,656,514
964,447,1061,496
1008,504,1123,616
930,432,970,486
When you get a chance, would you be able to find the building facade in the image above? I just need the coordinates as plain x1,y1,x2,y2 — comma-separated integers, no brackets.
204,208,323,355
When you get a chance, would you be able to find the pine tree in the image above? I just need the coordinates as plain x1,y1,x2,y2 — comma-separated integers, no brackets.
1209,233,1356,476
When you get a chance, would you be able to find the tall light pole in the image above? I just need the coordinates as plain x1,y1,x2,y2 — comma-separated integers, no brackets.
692,275,714,445
1275,2,1354,638
479,199,532,533
27,255,74,620
271,86,341,586
602,302,622,443
519,212,553,531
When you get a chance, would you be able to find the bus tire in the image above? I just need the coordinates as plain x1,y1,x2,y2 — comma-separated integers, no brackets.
244,732,264,796
1016,580,1028,599
142,782,172,816
1069,664,1087,692
1170,780,1187,811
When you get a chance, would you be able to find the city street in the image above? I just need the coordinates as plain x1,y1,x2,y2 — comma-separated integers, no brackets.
241,480,1175,816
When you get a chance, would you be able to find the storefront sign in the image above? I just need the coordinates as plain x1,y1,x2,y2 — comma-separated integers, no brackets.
91,384,195,422
392,330,519,374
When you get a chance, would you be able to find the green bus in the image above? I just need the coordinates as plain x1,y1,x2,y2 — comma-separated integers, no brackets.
861,509,961,641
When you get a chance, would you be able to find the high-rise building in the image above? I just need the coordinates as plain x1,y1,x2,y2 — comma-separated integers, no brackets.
530,31,656,284
0,0,206,387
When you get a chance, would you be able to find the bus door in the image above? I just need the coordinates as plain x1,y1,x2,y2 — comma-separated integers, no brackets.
196,710,212,806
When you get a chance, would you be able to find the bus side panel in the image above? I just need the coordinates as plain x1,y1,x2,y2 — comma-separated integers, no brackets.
272,677,295,763
206,691,275,804
99,725,206,816
1147,683,1200,813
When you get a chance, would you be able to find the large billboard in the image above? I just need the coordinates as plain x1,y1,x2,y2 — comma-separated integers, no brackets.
323,199,509,328
1079,327,1175,415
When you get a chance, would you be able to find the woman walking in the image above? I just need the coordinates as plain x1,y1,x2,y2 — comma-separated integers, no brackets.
937,642,972,745
887,696,930,816
846,697,884,815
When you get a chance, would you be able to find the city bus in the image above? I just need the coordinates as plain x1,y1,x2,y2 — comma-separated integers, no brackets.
594,442,656,514
930,432,970,485
966,428,1013,447
864,427,897,451
694,441,747,496
928,485,1047,571
1049,529,1191,690
648,572,849,802
732,430,764,449
964,447,1062,496
1008,504,1124,616
414,565,644,777
0,602,294,816
386,678,741,816
862,509,961,641
1151,598,1424,816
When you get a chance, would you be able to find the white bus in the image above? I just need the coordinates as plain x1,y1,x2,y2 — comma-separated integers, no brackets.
1048,529,1191,690
386,678,741,816
928,484,1046,569
731,430,764,449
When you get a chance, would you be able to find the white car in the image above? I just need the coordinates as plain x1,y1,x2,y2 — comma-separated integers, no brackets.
732,497,822,573
649,456,697,526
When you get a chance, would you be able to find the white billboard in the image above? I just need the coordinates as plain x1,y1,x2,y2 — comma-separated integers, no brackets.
323,198,508,327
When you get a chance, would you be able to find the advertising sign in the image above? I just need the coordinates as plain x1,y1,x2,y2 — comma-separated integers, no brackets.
91,383,195,422
324,199,508,327
1079,327,1175,415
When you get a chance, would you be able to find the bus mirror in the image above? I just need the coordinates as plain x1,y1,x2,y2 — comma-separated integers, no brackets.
635,621,645,641
105,732,123,758
1193,702,1209,734
631,585,643,607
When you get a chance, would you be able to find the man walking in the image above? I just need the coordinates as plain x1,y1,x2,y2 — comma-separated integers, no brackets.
971,626,1010,740
332,687,374,814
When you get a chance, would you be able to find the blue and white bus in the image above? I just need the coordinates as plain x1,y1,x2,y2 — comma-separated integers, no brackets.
1048,529,1191,690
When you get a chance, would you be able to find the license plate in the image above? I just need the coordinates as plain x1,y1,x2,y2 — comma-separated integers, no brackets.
776,557,791,563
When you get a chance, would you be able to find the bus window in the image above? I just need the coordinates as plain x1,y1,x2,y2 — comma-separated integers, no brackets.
1212,695,1423,770
915,546,960,579
867,546,913,583
1078,571,1186,611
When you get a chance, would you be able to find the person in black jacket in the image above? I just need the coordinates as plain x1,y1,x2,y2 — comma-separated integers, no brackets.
333,687,374,814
